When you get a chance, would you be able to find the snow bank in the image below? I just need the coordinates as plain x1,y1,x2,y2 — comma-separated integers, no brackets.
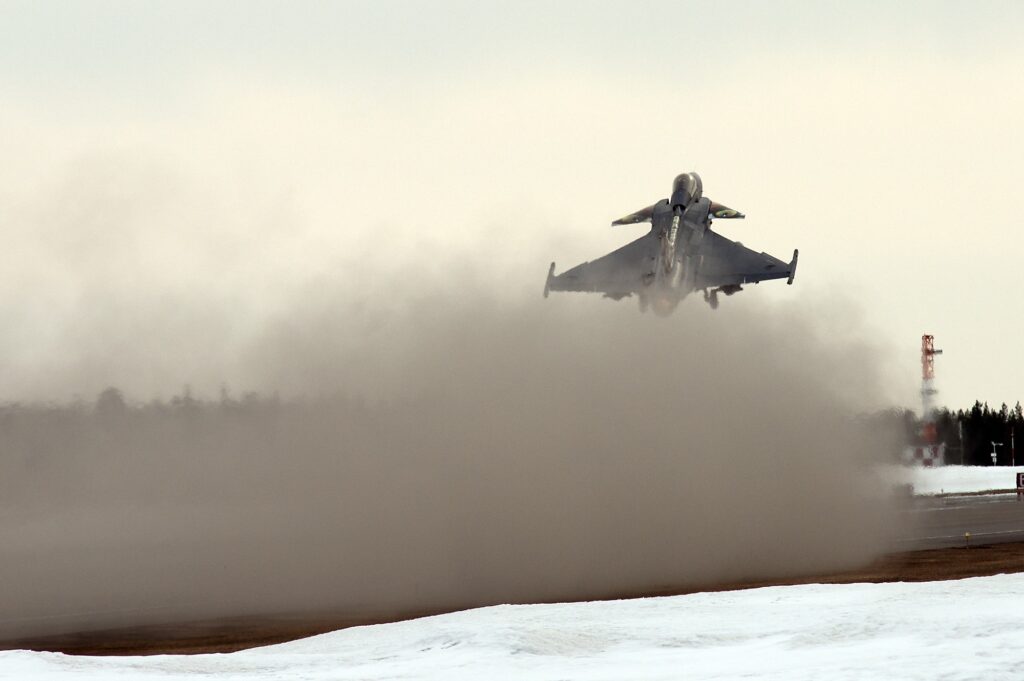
5,574,1024,680
885,465,1024,495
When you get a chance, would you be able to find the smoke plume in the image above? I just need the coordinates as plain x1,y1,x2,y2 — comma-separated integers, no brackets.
0,288,900,640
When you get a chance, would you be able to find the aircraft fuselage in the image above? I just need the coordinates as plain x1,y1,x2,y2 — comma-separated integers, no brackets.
644,189,712,313
543,171,797,316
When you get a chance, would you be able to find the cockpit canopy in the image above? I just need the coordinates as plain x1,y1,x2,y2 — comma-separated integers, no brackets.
670,172,703,207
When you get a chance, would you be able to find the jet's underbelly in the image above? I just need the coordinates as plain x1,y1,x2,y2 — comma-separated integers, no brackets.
651,212,694,291
662,213,680,273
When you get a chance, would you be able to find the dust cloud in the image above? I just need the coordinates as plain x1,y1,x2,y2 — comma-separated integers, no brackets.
0,290,902,640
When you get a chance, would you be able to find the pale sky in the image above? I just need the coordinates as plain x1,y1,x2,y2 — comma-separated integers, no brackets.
1,1,1023,409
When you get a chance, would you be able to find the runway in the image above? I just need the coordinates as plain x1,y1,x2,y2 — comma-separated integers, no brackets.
900,493,1024,550
5,493,1024,656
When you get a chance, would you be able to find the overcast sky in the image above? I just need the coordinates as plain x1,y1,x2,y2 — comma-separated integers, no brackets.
2,1,1023,409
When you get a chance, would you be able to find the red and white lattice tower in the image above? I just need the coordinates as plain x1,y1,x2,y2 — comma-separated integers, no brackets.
920,335,942,433
909,334,944,466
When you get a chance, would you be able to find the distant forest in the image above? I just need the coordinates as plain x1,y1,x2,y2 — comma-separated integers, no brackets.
2,387,1021,467
863,401,1024,466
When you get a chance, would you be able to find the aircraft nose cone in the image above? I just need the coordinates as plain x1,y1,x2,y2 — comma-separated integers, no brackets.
671,172,702,207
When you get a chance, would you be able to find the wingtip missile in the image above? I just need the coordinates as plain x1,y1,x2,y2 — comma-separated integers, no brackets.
543,262,556,298
787,249,799,285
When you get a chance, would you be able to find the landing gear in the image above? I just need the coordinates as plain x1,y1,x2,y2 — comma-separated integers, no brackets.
703,284,744,310
718,284,743,296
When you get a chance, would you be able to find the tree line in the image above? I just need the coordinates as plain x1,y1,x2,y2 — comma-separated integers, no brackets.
858,401,1024,466
3,388,1022,467
931,401,1023,466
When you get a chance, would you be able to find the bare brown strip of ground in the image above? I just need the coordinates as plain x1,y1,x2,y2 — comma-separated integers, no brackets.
7,541,1024,657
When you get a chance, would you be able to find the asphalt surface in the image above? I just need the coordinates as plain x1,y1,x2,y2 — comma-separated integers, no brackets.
5,493,1024,655
900,493,1024,550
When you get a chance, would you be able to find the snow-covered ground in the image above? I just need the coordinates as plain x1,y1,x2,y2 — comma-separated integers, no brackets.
886,465,1024,495
5,574,1024,680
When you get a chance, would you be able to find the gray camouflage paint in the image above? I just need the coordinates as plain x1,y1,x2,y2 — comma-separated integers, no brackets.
544,172,798,315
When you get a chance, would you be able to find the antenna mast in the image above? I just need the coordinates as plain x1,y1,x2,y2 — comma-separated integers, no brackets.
920,334,943,453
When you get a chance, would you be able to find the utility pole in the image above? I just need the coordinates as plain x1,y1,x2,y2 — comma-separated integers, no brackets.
958,419,965,466
992,442,1004,466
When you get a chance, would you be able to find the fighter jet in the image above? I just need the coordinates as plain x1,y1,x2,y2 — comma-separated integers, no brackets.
543,172,798,315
